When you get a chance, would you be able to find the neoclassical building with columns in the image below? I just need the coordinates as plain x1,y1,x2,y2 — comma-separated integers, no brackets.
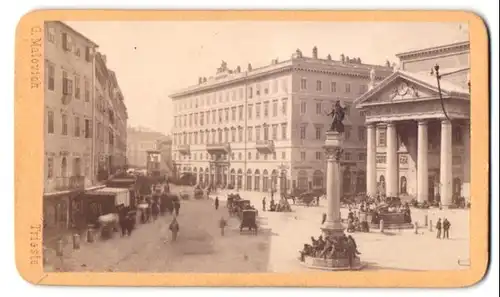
355,41,470,207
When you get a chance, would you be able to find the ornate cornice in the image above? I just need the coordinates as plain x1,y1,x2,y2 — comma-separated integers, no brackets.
396,41,470,61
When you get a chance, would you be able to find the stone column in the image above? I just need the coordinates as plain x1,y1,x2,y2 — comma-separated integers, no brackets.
366,124,377,197
417,120,429,203
322,131,344,238
386,122,398,197
440,119,453,207
462,122,470,200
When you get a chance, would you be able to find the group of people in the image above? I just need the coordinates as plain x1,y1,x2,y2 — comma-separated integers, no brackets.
299,234,361,269
346,210,370,233
262,195,292,212
435,218,452,239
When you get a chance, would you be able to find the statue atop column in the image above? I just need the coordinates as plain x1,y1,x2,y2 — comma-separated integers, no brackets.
327,100,346,133
327,54,332,60
312,46,318,59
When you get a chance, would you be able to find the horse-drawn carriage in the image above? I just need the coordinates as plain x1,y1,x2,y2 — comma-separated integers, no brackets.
295,191,319,206
239,209,258,235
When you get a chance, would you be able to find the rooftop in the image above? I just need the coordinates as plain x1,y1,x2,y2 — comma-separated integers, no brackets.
396,41,470,60
56,21,99,47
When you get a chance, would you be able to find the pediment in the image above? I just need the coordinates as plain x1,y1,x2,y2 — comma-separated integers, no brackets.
355,70,469,108
361,77,439,105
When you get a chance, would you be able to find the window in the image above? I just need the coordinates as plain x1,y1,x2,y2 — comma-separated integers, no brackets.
248,87,253,98
358,126,366,141
344,152,351,160
281,123,288,139
256,126,261,141
47,27,56,43
272,152,277,160
282,152,286,159
47,157,54,178
238,127,243,142
453,126,463,145
248,127,253,141
74,116,80,137
264,154,268,161
300,126,306,140
200,113,204,125
47,63,55,90
248,104,253,119
264,102,269,117
238,105,243,121
248,152,252,160
189,114,193,127
316,152,322,160
282,98,288,115
62,71,73,95
263,125,269,140
316,80,322,91
300,78,307,90
345,126,352,140
212,110,216,123
61,114,68,135
256,85,261,96
85,47,92,62
345,83,351,93
273,80,278,93
300,152,306,161
272,124,278,140
331,81,337,92
231,129,236,142
85,119,92,138
218,109,223,123
256,153,260,160
256,103,261,118
225,108,229,122
84,79,90,101
300,101,307,114
62,32,71,51
316,102,322,114
74,75,80,98
358,153,366,161
378,130,386,147
238,152,242,160
272,100,278,117
194,113,198,126
315,126,322,140
47,110,54,134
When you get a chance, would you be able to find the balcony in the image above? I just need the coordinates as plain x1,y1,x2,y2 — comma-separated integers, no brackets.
256,140,275,153
44,176,85,194
177,144,190,155
206,142,231,154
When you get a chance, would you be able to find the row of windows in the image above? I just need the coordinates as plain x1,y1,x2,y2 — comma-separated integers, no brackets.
299,78,367,94
46,109,116,144
174,98,288,129
173,123,288,145
174,78,289,112
46,155,88,179
46,25,93,62
300,125,366,142
46,62,91,101
174,150,366,163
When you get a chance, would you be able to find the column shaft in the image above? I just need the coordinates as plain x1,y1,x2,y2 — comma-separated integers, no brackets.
417,120,429,203
386,122,398,197
366,124,377,197
440,120,453,206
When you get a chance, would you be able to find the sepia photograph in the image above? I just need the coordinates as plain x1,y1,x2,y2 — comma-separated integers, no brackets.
37,18,477,276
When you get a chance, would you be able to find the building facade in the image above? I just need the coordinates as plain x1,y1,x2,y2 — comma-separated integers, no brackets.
170,47,393,194
43,21,98,236
43,21,128,239
126,126,169,168
355,41,470,207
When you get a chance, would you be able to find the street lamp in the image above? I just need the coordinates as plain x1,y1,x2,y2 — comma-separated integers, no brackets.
433,64,453,122
278,163,289,197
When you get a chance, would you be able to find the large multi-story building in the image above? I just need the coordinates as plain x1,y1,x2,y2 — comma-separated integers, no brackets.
169,47,393,194
126,126,169,168
43,21,98,236
355,41,470,207
43,21,128,239
95,52,128,180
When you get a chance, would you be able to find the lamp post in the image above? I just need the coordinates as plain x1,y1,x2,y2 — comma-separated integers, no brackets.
278,163,289,197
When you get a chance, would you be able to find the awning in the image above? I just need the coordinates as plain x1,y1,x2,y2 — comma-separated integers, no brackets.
88,187,131,207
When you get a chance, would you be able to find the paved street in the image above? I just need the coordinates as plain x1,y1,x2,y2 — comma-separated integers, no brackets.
45,186,470,272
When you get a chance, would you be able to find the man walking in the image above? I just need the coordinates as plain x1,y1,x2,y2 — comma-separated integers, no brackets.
215,196,220,210
436,218,442,239
262,197,266,211
443,218,451,239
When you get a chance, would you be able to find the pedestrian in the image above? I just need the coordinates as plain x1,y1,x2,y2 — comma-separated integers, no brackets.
443,218,451,239
174,201,180,216
215,196,219,210
321,213,327,224
262,197,266,211
169,216,180,242
436,218,442,239
219,217,227,236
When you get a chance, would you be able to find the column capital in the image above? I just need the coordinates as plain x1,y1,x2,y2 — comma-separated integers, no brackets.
366,123,376,129
440,118,452,126
417,120,429,126
386,121,397,128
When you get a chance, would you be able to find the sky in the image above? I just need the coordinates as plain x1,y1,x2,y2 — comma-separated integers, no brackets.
67,21,468,135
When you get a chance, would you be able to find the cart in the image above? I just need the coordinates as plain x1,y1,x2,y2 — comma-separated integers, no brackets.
240,209,258,235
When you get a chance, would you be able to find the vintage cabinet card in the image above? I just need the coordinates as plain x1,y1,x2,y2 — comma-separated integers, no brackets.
15,10,489,287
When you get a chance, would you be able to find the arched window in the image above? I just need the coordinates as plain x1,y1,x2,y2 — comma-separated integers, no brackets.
230,169,236,187
400,176,407,194
313,170,324,188
298,170,308,190
237,169,243,189
246,169,253,191
254,169,261,191
271,170,278,191
262,170,269,192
